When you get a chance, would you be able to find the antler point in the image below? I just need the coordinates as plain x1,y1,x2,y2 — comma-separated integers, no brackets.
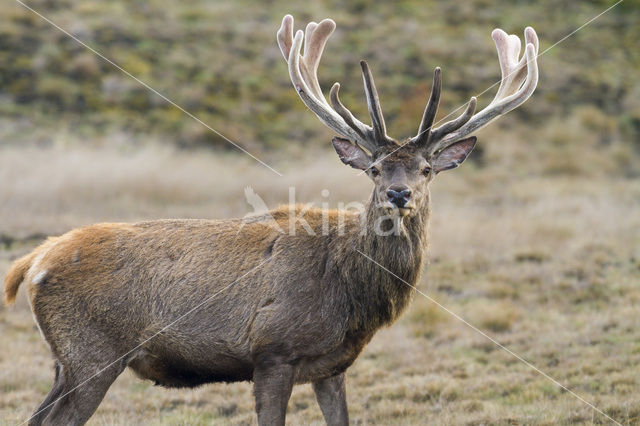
525,43,536,56
320,18,336,28
492,28,506,39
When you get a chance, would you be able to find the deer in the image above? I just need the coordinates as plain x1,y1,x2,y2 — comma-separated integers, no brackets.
3,14,538,426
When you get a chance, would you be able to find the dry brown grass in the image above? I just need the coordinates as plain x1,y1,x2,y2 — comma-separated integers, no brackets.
1,143,639,425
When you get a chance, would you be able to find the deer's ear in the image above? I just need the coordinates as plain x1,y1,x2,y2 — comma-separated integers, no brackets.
332,137,371,170
431,137,477,173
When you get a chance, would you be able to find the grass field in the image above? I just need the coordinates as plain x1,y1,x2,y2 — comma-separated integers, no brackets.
1,143,639,425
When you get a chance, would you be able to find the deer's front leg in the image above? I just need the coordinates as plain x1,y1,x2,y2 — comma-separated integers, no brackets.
253,362,294,426
312,373,349,426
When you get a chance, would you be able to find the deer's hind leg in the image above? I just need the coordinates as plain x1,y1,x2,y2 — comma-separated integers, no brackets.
41,349,128,426
27,361,65,426
32,306,132,426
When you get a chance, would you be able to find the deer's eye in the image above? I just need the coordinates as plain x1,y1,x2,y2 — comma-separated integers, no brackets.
370,167,380,177
422,166,432,176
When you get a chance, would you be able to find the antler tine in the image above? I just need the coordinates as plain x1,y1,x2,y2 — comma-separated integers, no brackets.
278,15,391,153
329,83,370,142
286,29,363,145
412,67,442,146
428,96,477,143
423,27,539,156
492,27,539,103
276,14,294,61
299,20,330,106
360,61,391,143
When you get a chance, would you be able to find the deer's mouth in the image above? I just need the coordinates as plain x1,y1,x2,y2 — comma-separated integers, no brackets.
381,202,414,217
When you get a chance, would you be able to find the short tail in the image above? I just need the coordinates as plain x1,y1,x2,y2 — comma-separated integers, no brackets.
4,252,37,305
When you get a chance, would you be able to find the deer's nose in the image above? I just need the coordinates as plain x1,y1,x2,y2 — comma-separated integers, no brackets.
386,187,411,208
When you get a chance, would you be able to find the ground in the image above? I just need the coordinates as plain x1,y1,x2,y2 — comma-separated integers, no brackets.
1,144,639,425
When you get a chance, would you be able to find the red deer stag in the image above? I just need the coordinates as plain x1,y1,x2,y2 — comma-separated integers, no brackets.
4,14,538,426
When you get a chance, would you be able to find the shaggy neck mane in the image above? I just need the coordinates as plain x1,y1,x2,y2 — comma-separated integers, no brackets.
335,189,431,337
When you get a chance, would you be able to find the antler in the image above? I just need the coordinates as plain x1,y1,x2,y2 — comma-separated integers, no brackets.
277,15,395,153
413,27,539,157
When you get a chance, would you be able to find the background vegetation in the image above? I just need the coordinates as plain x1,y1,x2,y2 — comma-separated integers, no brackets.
1,0,639,424
0,0,639,167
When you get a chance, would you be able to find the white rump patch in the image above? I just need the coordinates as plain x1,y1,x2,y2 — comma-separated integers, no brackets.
27,251,46,279
32,270,48,285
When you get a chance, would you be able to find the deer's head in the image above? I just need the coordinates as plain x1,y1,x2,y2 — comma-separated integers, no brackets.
278,15,538,217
